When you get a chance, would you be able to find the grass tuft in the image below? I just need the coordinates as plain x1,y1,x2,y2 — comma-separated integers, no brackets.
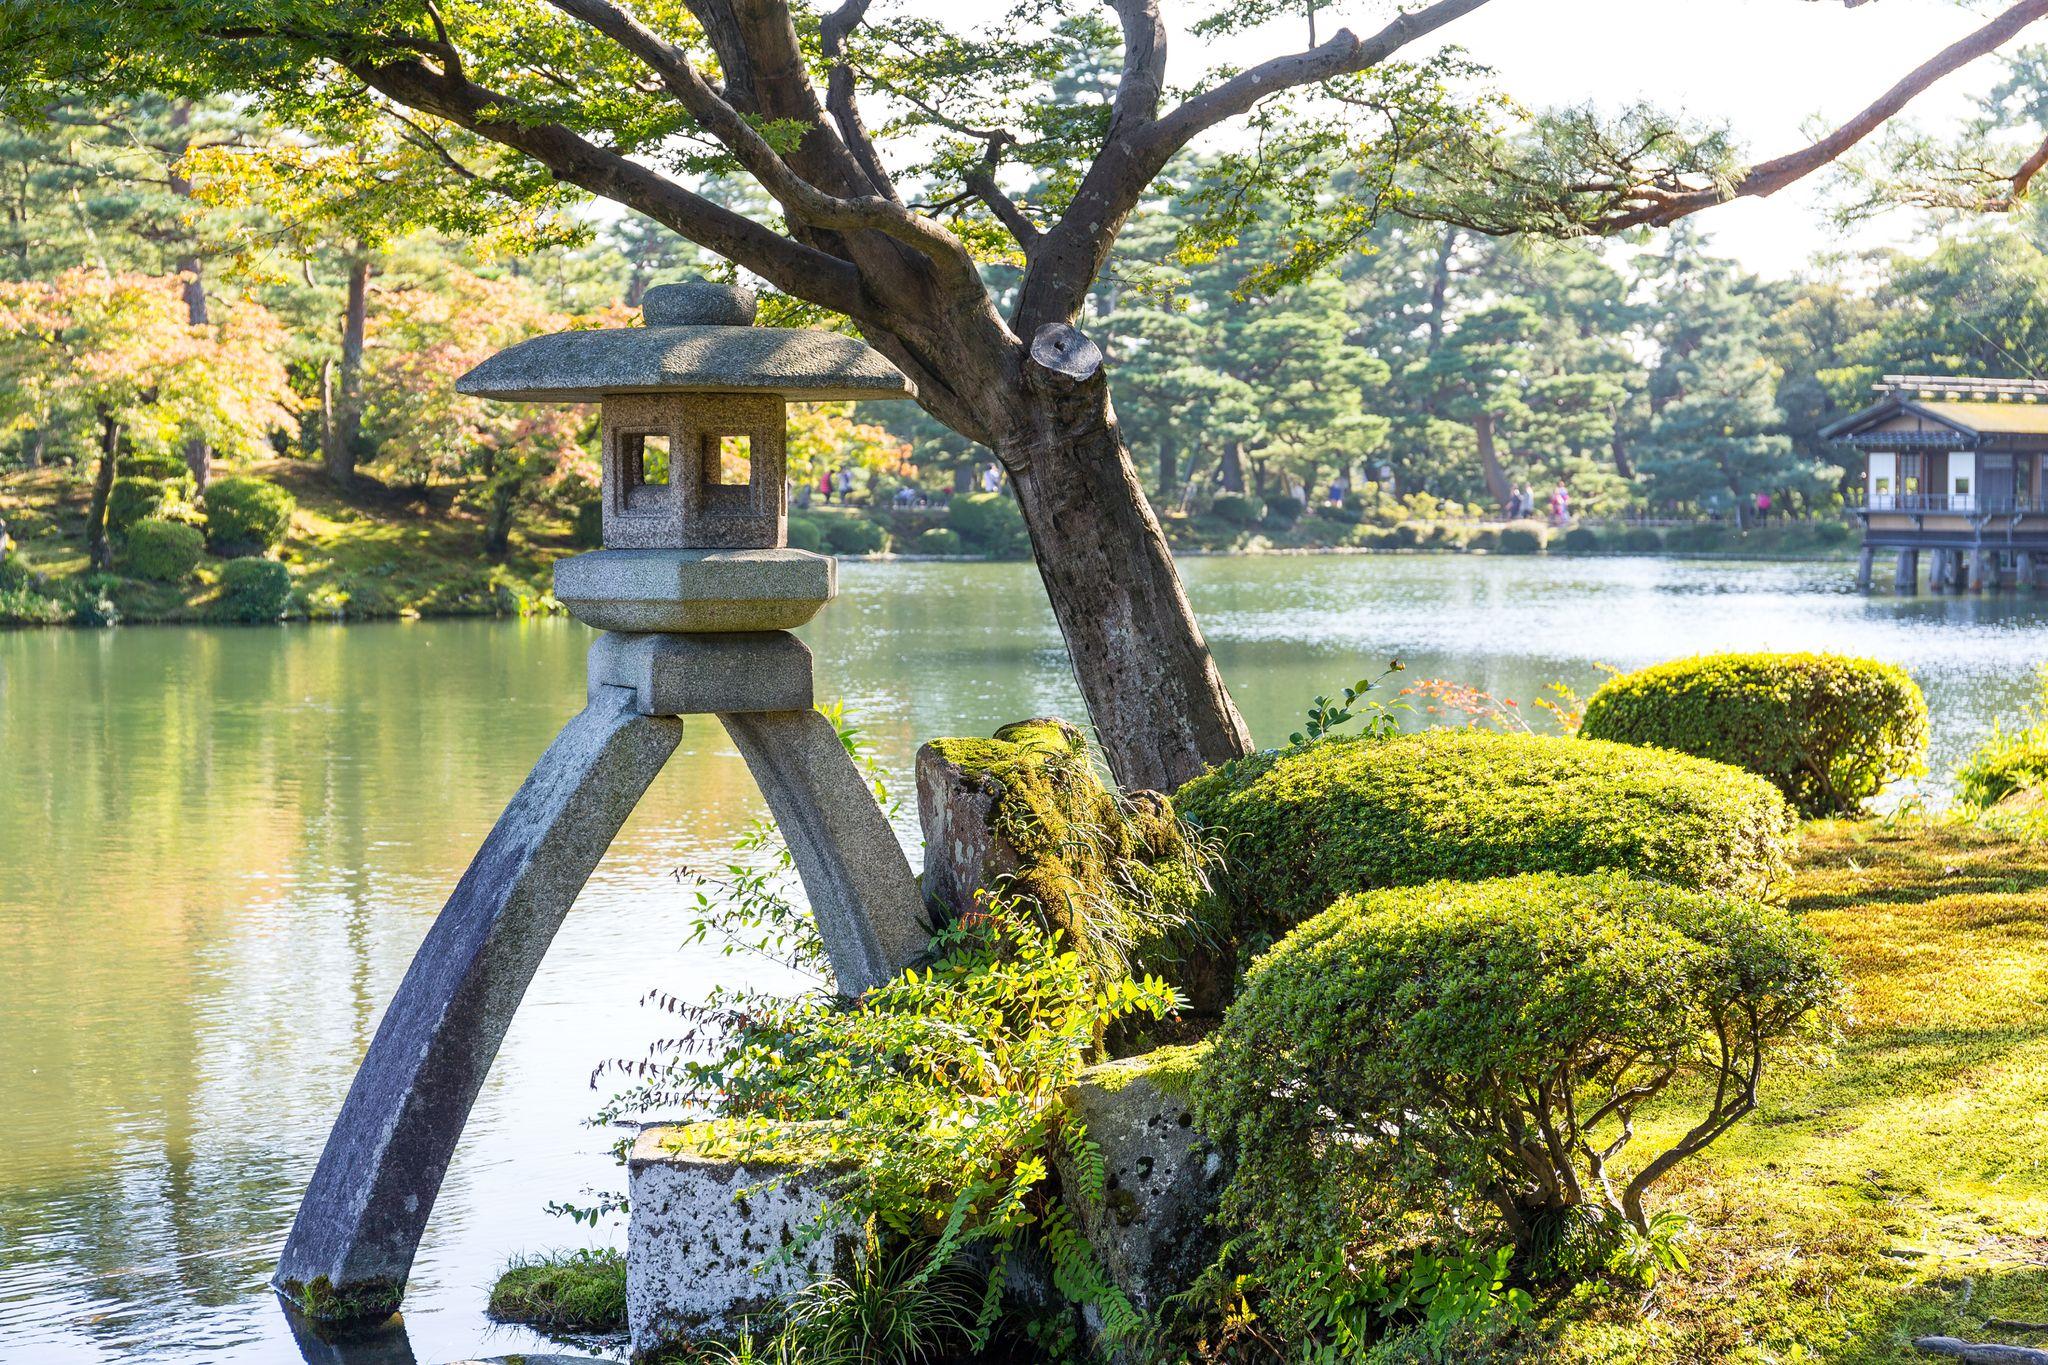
487,1248,629,1336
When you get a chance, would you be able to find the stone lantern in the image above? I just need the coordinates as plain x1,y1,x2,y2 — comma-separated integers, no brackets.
275,279,932,1328
457,278,912,634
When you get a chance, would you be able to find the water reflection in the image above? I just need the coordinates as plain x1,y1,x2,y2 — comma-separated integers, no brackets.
1,555,2044,1363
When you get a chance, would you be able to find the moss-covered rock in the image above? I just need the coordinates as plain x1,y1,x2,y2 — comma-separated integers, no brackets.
916,718,1215,1001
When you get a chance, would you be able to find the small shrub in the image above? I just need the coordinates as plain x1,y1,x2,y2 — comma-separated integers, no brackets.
1581,652,1929,817
1174,728,1795,941
1208,493,1262,528
203,476,295,556
947,491,1031,557
1465,526,1500,552
1195,871,1841,1329
1390,520,1427,548
786,515,825,552
215,557,292,622
823,516,889,555
571,498,602,548
1560,525,1603,554
1620,526,1664,553
1956,727,2048,808
1263,494,1304,527
1498,520,1547,554
912,526,964,555
1662,522,1728,553
107,476,173,534
1813,520,1854,546
123,519,204,582
488,1249,627,1334
121,452,192,485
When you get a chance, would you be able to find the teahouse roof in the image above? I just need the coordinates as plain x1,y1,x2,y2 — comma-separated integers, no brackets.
1823,375,2048,444
456,280,915,404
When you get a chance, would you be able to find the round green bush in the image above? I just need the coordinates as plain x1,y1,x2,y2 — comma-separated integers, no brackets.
1389,520,1426,548
203,476,295,556
1581,652,1929,817
1953,724,2048,807
1662,523,1728,553
1813,520,1854,546
123,518,204,582
1263,494,1304,527
1498,520,1547,554
1174,728,1795,940
1560,525,1603,554
823,516,889,556
107,476,173,534
1194,871,1841,1305
1208,494,1262,528
215,557,293,622
785,515,825,553
572,499,602,548
1621,526,1664,553
947,491,1031,558
1465,526,1500,552
912,526,964,555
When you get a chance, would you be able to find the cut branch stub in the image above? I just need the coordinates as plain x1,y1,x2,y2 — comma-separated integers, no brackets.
1028,322,1104,392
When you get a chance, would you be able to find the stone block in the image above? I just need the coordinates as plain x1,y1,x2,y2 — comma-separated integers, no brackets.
587,630,815,716
554,547,834,633
1055,1045,1226,1320
627,1123,853,1354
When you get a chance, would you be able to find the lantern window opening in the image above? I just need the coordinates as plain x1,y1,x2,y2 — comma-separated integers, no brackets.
620,430,673,514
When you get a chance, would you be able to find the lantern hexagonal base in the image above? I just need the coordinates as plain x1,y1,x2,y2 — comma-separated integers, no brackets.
554,548,835,633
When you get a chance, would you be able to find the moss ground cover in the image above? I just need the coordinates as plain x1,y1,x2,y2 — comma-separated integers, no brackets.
1547,820,2048,1362
487,1248,628,1335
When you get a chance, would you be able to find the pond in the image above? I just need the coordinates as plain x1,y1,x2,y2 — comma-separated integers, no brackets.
3,553,2045,1364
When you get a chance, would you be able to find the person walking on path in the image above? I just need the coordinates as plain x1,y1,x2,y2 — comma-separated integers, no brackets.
1549,481,1570,523
836,466,854,503
819,470,833,504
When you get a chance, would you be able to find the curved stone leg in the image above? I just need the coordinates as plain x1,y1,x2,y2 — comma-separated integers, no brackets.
276,686,683,1320
719,708,930,996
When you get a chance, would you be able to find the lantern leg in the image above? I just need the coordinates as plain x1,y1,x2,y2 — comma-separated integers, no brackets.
719,707,933,996
275,685,683,1323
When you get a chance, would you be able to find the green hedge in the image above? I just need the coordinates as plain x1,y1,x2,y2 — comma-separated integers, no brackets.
786,515,825,552
912,526,964,555
572,499,602,548
1263,494,1304,527
215,557,292,622
823,516,889,555
1194,871,1840,1316
947,491,1031,557
1560,525,1602,553
1174,728,1794,940
107,476,173,534
1620,526,1664,553
1955,724,2048,807
203,476,295,556
1208,494,1262,528
1581,652,1929,817
123,519,204,582
1498,520,1547,554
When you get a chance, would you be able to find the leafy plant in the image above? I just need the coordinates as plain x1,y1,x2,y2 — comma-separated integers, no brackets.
122,518,204,582
214,556,291,622
486,1248,627,1334
1581,651,1930,816
783,1220,981,1365
202,475,295,556
1288,661,1408,748
1954,666,2048,808
945,492,1030,559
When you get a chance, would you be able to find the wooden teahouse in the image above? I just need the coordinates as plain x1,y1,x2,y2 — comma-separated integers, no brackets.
1824,374,2048,592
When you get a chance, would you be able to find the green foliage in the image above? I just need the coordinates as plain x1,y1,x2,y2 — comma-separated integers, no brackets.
910,526,963,555
571,498,601,548
122,518,203,582
1194,873,1841,1344
1208,494,1262,528
1174,728,1796,942
214,556,291,622
823,517,889,556
202,475,294,556
1581,652,1930,817
487,1249,627,1334
106,476,174,534
1263,494,1304,527
946,493,1030,559
1955,669,2048,808
786,515,826,553
1560,525,1602,553
1620,526,1664,552
1497,520,1547,554
1289,662,1407,747
780,1223,980,1365
119,451,191,484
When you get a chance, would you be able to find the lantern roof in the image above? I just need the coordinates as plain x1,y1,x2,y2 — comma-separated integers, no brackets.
456,280,915,404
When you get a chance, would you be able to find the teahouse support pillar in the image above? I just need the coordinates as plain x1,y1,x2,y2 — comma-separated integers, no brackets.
1894,548,1919,594
1856,547,1874,592
2021,550,2039,590
1970,548,1992,593
278,280,930,1325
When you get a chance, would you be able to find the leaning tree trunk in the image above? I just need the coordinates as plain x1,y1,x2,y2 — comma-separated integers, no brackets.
86,413,120,571
1473,411,1512,507
325,252,370,488
167,101,213,489
1218,440,1246,494
997,331,1254,793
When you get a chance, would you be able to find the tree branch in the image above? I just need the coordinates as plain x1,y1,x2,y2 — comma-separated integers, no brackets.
1104,0,1167,137
821,0,898,199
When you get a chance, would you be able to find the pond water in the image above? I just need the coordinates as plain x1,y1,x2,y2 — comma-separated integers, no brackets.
3,553,2046,1365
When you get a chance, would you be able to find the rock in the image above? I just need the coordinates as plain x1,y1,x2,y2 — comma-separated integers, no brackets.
553,546,835,633
1054,1044,1226,1320
627,1123,855,1354
1914,1339,2048,1363
642,279,759,327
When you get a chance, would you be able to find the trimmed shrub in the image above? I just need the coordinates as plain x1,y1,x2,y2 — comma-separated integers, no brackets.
1465,525,1501,552
1390,520,1427,548
1263,494,1304,527
123,519,204,582
1581,652,1929,817
1560,525,1603,554
203,476,295,556
1174,728,1795,941
1498,519,1547,554
1621,526,1664,553
571,498,602,548
912,526,965,555
948,491,1031,557
1662,522,1728,553
823,516,889,555
215,557,292,622
1208,493,1262,528
1955,724,2048,807
1194,871,1841,1316
786,515,825,553
121,452,192,485
1813,520,1854,546
107,476,173,534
